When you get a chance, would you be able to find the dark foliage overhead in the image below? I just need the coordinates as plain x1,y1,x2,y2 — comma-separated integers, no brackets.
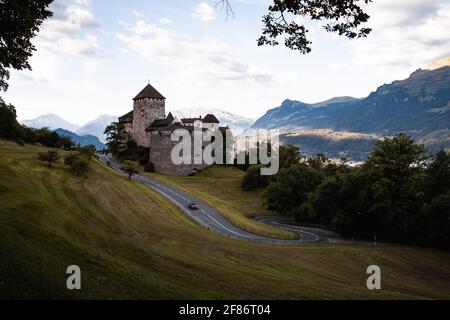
0,0,53,91
257,0,372,53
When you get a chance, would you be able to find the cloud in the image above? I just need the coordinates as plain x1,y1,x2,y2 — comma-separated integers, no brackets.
36,0,102,56
132,10,144,19
159,18,172,25
349,0,450,68
116,20,273,83
191,2,216,22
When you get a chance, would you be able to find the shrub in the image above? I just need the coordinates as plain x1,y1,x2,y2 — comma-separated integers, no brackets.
38,151,60,168
122,161,138,180
241,165,270,191
64,153,90,176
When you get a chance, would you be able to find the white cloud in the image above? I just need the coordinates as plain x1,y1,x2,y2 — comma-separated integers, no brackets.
350,0,450,68
191,2,216,22
132,10,144,19
159,18,172,25
116,20,273,83
57,34,100,56
36,0,101,56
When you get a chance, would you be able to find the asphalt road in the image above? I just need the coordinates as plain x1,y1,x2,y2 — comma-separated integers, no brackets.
99,155,326,245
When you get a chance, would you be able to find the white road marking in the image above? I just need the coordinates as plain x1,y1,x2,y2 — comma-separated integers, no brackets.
200,209,251,239
99,156,322,244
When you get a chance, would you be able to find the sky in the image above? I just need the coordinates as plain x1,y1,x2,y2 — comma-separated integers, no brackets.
3,0,450,125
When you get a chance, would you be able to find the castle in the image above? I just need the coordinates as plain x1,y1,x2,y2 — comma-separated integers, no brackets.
118,84,225,176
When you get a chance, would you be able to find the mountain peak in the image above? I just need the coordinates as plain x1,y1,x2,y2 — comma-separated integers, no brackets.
312,96,359,108
22,114,80,132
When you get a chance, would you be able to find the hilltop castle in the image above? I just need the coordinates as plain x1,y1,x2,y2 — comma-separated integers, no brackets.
118,84,225,176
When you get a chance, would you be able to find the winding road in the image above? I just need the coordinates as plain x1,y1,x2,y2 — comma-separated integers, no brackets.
99,155,327,245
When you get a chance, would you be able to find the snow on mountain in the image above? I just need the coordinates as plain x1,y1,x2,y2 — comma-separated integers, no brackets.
170,108,255,135
77,115,118,143
22,114,80,132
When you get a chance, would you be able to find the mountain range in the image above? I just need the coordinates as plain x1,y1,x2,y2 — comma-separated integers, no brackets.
20,59,450,160
22,114,80,132
250,63,450,159
54,129,105,150
22,108,255,141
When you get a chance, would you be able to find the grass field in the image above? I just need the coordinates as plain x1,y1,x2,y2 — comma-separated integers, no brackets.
148,166,297,239
1,140,450,299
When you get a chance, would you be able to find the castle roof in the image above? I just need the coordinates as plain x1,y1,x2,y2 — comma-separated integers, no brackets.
133,84,165,100
119,110,133,123
146,113,175,130
181,114,220,124
203,114,220,124
146,124,208,133
181,117,198,124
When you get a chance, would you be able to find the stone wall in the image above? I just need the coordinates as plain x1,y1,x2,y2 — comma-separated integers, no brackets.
132,98,165,147
124,122,133,136
149,131,209,176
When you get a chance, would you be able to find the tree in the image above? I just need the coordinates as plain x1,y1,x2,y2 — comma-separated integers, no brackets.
279,145,301,168
56,136,75,150
219,0,372,54
364,133,425,183
0,0,53,91
34,127,60,148
263,163,323,216
104,122,126,155
64,153,89,176
241,165,270,191
0,98,23,139
38,150,60,168
122,161,138,180
420,192,450,249
78,145,96,158
424,150,450,199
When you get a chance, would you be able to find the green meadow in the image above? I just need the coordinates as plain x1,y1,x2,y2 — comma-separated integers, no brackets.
1,140,450,299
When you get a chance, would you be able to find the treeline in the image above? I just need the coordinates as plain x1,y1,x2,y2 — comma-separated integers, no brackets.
241,134,450,249
1,98,75,149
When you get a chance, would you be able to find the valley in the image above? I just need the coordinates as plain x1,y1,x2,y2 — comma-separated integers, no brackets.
1,140,450,299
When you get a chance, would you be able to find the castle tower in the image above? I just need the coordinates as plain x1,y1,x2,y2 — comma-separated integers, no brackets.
132,83,166,147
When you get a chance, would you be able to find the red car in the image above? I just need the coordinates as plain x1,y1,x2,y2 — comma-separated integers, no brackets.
187,202,199,210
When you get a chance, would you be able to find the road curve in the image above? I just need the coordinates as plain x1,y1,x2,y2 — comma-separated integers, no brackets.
99,155,325,245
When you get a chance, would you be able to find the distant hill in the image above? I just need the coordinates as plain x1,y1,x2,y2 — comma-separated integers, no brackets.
280,130,379,161
22,109,253,140
54,128,105,150
171,108,254,135
22,114,80,132
76,115,118,143
250,65,450,157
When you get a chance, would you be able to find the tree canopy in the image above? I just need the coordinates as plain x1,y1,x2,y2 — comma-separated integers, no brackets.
104,122,126,155
251,134,450,249
0,0,53,91
221,0,372,54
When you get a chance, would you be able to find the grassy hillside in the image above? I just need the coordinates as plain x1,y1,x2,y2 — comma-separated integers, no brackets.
149,165,297,239
1,140,450,299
